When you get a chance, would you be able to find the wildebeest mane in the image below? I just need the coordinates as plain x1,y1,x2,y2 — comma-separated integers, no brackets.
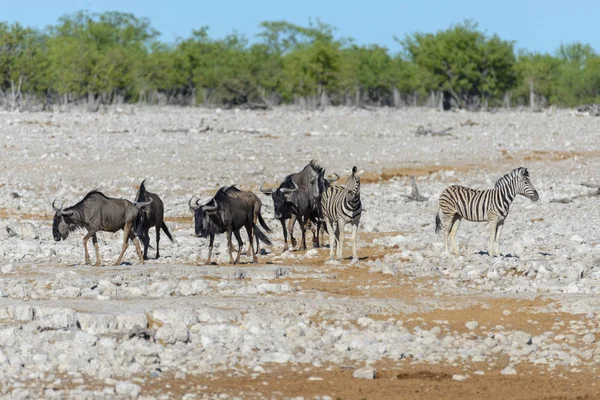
282,160,325,188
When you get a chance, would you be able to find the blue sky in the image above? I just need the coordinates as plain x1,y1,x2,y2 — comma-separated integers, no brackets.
3,0,599,54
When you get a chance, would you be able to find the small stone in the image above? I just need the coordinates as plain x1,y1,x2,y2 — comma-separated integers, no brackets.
501,366,517,375
452,374,468,381
353,367,376,380
115,381,140,397
1,264,14,274
582,333,596,344
465,321,479,330
503,310,511,316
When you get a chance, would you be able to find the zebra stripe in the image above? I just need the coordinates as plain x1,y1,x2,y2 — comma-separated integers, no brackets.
321,166,363,260
436,167,539,256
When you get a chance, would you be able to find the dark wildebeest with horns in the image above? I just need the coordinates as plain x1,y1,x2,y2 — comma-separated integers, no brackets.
261,160,338,250
188,185,272,265
133,180,174,260
52,190,152,266
260,181,313,251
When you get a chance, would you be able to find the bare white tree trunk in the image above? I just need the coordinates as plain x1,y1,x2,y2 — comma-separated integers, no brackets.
529,79,536,111
10,77,23,112
393,88,401,108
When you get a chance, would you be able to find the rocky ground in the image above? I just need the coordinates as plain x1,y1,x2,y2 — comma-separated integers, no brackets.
1,106,600,399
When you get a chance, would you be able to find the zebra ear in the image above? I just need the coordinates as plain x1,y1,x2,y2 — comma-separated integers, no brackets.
352,166,357,174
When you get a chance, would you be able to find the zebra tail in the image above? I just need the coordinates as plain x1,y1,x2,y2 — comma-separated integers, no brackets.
435,212,442,234
254,224,273,247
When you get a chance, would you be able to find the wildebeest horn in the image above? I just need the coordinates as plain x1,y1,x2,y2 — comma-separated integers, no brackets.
259,181,274,195
280,181,298,194
203,198,218,211
134,198,153,208
52,200,62,213
188,196,201,212
52,200,74,216
326,173,340,183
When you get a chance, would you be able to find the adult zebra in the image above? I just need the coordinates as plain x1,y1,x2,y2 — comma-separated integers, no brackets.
436,167,539,256
321,166,364,260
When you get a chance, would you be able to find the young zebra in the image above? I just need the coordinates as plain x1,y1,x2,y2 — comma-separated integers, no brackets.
435,167,539,256
321,166,364,260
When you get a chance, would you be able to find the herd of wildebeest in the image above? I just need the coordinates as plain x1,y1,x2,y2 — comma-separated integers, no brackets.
51,159,538,266
51,161,357,266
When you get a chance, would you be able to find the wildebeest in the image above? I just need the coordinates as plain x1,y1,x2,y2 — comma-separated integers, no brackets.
188,185,272,264
260,181,313,250
133,180,174,260
261,161,338,250
52,190,152,266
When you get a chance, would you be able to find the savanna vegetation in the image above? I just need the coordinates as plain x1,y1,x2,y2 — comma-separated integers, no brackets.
1,11,598,110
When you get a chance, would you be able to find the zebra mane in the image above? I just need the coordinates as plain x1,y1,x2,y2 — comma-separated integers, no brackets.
495,167,529,188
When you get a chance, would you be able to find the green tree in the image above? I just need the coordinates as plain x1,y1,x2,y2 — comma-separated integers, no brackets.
402,21,516,108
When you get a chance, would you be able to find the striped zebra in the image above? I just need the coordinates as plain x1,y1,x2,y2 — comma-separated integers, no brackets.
321,166,364,260
435,167,539,256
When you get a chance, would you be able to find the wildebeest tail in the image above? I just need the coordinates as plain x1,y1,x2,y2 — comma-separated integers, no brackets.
253,224,272,247
435,211,442,234
258,212,272,233
161,221,174,242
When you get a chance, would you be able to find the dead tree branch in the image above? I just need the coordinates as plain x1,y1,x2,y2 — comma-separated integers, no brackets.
415,125,453,137
550,183,600,203
400,176,429,202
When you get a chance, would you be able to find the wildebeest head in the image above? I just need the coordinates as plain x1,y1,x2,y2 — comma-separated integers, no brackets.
260,181,298,219
189,196,220,237
317,171,340,195
52,200,76,241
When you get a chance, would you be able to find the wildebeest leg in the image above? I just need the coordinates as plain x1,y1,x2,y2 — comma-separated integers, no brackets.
300,216,307,250
206,234,214,265
280,219,288,251
115,222,132,266
288,216,297,248
336,218,345,260
226,229,234,264
155,226,161,259
233,229,243,264
246,225,257,263
82,230,96,265
312,220,320,248
131,230,145,264
142,230,150,260
92,233,101,267
325,219,336,260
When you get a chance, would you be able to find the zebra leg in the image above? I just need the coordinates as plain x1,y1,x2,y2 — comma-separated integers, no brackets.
336,218,345,260
488,218,499,257
442,214,453,253
325,219,336,259
449,217,461,256
494,221,504,256
350,220,359,261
